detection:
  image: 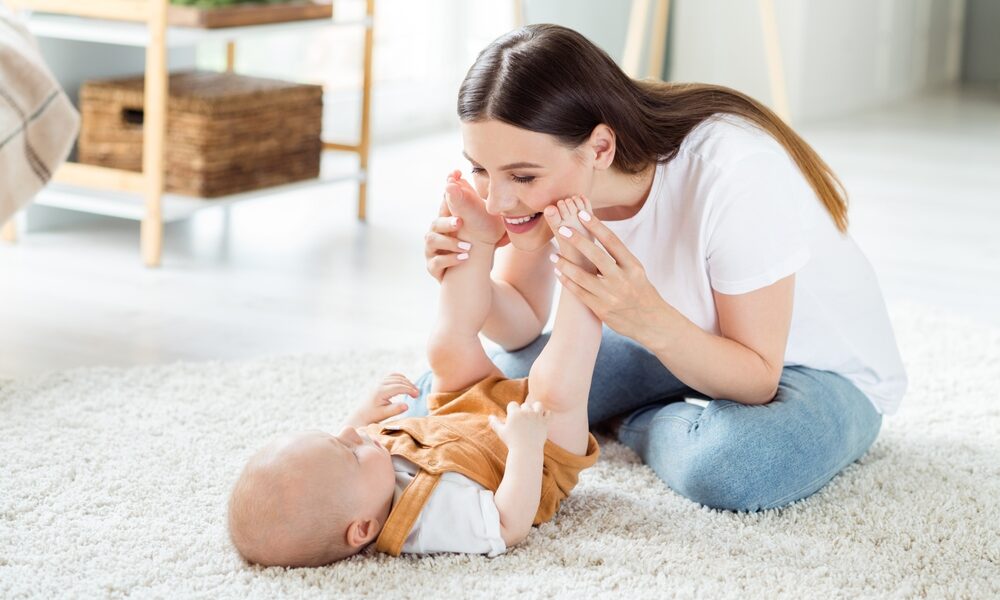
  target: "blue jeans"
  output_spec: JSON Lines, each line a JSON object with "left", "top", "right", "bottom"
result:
{"left": 406, "top": 326, "right": 883, "bottom": 512}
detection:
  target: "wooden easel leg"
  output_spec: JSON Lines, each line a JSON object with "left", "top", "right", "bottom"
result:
{"left": 513, "top": 0, "right": 524, "bottom": 28}
{"left": 225, "top": 41, "right": 236, "bottom": 72}
{"left": 758, "top": 0, "right": 792, "bottom": 123}
{"left": 357, "top": 0, "right": 375, "bottom": 222}
{"left": 142, "top": 0, "right": 168, "bottom": 268}
{"left": 622, "top": 0, "right": 651, "bottom": 78}
{"left": 1, "top": 219, "right": 16, "bottom": 243}
{"left": 646, "top": 0, "right": 670, "bottom": 80}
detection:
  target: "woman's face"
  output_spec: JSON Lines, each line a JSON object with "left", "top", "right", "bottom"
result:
{"left": 461, "top": 119, "right": 594, "bottom": 251}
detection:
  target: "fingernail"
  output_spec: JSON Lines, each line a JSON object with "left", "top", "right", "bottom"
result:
{"left": 544, "top": 206, "right": 557, "bottom": 216}
{"left": 457, "top": 252, "right": 469, "bottom": 261}
{"left": 579, "top": 210, "right": 591, "bottom": 222}
{"left": 558, "top": 226, "right": 572, "bottom": 238}
{"left": 554, "top": 268, "right": 563, "bottom": 277}
{"left": 548, "top": 253, "right": 558, "bottom": 263}
{"left": 457, "top": 241, "right": 472, "bottom": 250}
{"left": 449, "top": 217, "right": 459, "bottom": 227}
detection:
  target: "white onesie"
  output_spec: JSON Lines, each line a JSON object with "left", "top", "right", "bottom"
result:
{"left": 392, "top": 456, "right": 506, "bottom": 557}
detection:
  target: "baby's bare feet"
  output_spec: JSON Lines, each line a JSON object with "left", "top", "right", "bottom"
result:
{"left": 445, "top": 179, "right": 505, "bottom": 245}
{"left": 544, "top": 196, "right": 597, "bottom": 273}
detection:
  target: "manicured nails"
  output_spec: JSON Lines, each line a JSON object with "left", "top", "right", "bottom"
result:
{"left": 579, "top": 210, "right": 592, "bottom": 222}
{"left": 549, "top": 253, "right": 558, "bottom": 264}
{"left": 558, "top": 226, "right": 572, "bottom": 238}
{"left": 554, "top": 268, "right": 563, "bottom": 277}
{"left": 449, "top": 216, "right": 459, "bottom": 228}
{"left": 457, "top": 252, "right": 469, "bottom": 261}
{"left": 457, "top": 241, "right": 472, "bottom": 251}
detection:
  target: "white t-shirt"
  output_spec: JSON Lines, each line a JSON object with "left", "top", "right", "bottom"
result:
{"left": 602, "top": 114, "right": 907, "bottom": 415}
{"left": 392, "top": 456, "right": 506, "bottom": 557}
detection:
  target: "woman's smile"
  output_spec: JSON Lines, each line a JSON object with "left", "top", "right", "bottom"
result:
{"left": 503, "top": 211, "right": 544, "bottom": 233}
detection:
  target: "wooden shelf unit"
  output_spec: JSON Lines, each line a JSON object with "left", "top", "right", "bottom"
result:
{"left": 4, "top": 0, "right": 375, "bottom": 267}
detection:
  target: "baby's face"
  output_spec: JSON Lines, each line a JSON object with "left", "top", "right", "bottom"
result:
{"left": 287, "top": 428, "right": 397, "bottom": 515}
{"left": 229, "top": 427, "right": 397, "bottom": 566}
{"left": 323, "top": 427, "right": 397, "bottom": 508}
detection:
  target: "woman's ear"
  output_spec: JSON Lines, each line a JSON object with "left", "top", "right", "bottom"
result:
{"left": 588, "top": 124, "right": 616, "bottom": 170}
{"left": 345, "top": 518, "right": 380, "bottom": 549}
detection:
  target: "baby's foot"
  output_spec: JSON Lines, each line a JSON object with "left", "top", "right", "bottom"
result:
{"left": 445, "top": 176, "right": 505, "bottom": 245}
{"left": 544, "top": 195, "right": 597, "bottom": 273}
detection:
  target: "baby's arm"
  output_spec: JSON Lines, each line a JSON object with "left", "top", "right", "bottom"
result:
{"left": 488, "top": 400, "right": 549, "bottom": 547}
{"left": 527, "top": 197, "right": 603, "bottom": 456}
{"left": 426, "top": 177, "right": 507, "bottom": 394}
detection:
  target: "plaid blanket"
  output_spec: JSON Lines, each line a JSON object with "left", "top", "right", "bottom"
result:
{"left": 0, "top": 2, "right": 79, "bottom": 223}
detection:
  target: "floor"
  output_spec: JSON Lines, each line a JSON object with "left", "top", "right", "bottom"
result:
{"left": 1, "top": 85, "right": 998, "bottom": 378}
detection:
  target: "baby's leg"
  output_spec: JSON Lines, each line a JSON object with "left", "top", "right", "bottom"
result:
{"left": 427, "top": 179, "right": 505, "bottom": 394}
{"left": 527, "top": 197, "right": 602, "bottom": 455}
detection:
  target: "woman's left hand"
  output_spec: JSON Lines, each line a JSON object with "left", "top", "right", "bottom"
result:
{"left": 550, "top": 206, "right": 675, "bottom": 344}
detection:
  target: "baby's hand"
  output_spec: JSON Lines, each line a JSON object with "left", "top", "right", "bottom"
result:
{"left": 488, "top": 401, "right": 549, "bottom": 451}
{"left": 544, "top": 195, "right": 598, "bottom": 274}
{"left": 347, "top": 373, "right": 416, "bottom": 426}
{"left": 445, "top": 174, "right": 505, "bottom": 245}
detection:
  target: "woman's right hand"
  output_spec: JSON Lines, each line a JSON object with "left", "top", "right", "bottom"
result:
{"left": 425, "top": 198, "right": 469, "bottom": 283}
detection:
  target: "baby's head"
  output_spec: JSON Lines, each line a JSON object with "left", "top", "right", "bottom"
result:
{"left": 227, "top": 427, "right": 396, "bottom": 567}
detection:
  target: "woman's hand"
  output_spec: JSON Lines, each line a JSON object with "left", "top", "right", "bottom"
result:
{"left": 424, "top": 170, "right": 510, "bottom": 283}
{"left": 547, "top": 198, "right": 676, "bottom": 346}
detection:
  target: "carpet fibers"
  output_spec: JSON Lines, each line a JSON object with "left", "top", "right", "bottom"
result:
{"left": 1, "top": 302, "right": 998, "bottom": 599}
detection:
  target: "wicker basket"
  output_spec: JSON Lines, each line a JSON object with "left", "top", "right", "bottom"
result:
{"left": 78, "top": 71, "right": 323, "bottom": 198}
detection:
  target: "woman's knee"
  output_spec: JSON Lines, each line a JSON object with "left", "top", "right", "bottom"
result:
{"left": 652, "top": 418, "right": 773, "bottom": 511}
{"left": 665, "top": 443, "right": 772, "bottom": 511}
{"left": 644, "top": 386, "right": 882, "bottom": 512}
{"left": 641, "top": 400, "right": 818, "bottom": 511}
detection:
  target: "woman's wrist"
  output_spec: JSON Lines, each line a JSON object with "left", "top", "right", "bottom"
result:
{"left": 631, "top": 295, "right": 687, "bottom": 356}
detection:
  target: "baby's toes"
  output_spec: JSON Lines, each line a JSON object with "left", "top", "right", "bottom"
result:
{"left": 556, "top": 198, "right": 571, "bottom": 222}
{"left": 543, "top": 205, "right": 562, "bottom": 231}
{"left": 444, "top": 182, "right": 462, "bottom": 207}
{"left": 445, "top": 182, "right": 479, "bottom": 219}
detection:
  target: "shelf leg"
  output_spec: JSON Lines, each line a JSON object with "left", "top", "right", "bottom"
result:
{"left": 622, "top": 0, "right": 650, "bottom": 78}
{"left": 142, "top": 0, "right": 168, "bottom": 267}
{"left": 226, "top": 41, "right": 236, "bottom": 72}
{"left": 647, "top": 0, "right": 670, "bottom": 80}
{"left": 1, "top": 219, "right": 16, "bottom": 243}
{"left": 357, "top": 0, "right": 375, "bottom": 222}
{"left": 758, "top": 0, "right": 792, "bottom": 123}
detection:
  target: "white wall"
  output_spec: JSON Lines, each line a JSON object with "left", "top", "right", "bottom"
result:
{"left": 668, "top": 0, "right": 967, "bottom": 124}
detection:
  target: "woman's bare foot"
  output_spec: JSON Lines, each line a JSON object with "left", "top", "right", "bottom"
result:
{"left": 544, "top": 195, "right": 597, "bottom": 273}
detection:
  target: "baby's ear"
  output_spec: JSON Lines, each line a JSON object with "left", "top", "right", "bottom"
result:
{"left": 345, "top": 518, "right": 380, "bottom": 549}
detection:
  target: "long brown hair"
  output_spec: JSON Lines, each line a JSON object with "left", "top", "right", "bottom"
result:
{"left": 458, "top": 24, "right": 849, "bottom": 233}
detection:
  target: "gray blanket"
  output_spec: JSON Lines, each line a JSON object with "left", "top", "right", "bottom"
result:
{"left": 0, "top": 2, "right": 79, "bottom": 223}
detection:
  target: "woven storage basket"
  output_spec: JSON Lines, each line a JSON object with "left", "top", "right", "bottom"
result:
{"left": 78, "top": 71, "right": 323, "bottom": 198}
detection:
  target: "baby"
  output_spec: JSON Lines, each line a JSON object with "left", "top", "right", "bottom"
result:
{"left": 227, "top": 180, "right": 603, "bottom": 567}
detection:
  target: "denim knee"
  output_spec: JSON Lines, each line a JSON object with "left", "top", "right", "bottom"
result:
{"left": 667, "top": 446, "right": 765, "bottom": 512}
{"left": 659, "top": 425, "right": 769, "bottom": 512}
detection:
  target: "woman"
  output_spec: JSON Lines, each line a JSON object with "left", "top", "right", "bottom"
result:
{"left": 412, "top": 24, "right": 907, "bottom": 512}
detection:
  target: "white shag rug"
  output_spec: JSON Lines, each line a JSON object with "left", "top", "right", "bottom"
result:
{"left": 1, "top": 302, "right": 998, "bottom": 599}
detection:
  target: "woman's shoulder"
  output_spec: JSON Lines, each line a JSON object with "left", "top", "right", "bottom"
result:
{"left": 677, "top": 113, "right": 786, "bottom": 171}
